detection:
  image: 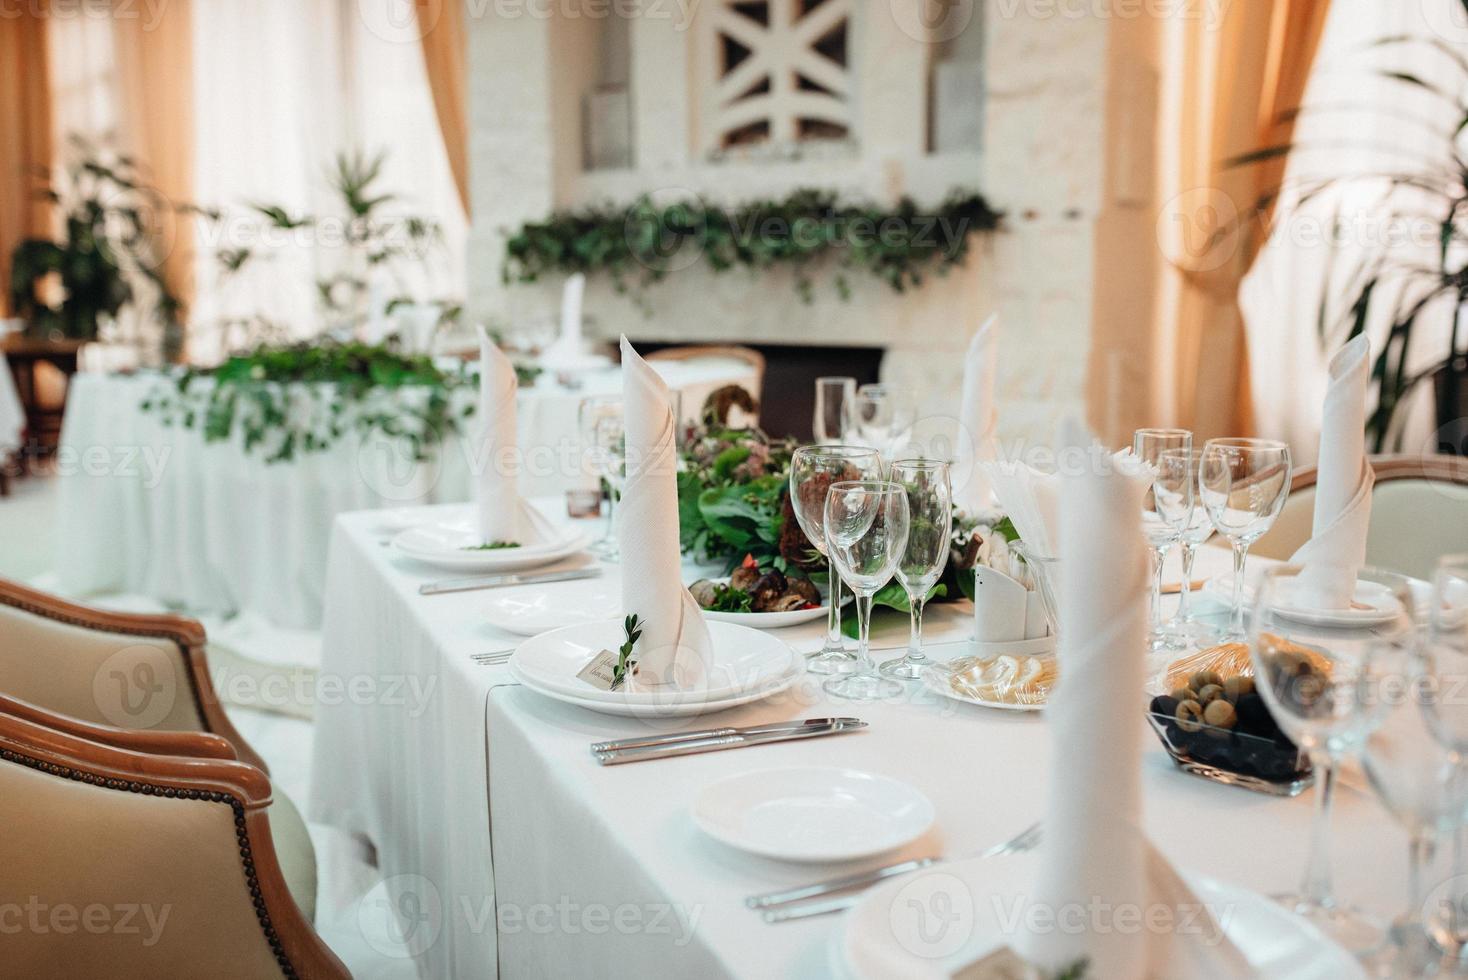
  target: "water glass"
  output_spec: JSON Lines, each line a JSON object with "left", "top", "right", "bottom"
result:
{"left": 844, "top": 383, "right": 914, "bottom": 463}
{"left": 813, "top": 377, "right": 857, "bottom": 444}
{"left": 880, "top": 459, "right": 952, "bottom": 681}
{"left": 1200, "top": 438, "right": 1292, "bottom": 641}
{"left": 1134, "top": 429, "right": 1193, "bottom": 651}
{"left": 823, "top": 481, "right": 910, "bottom": 702}
{"left": 578, "top": 395, "right": 624, "bottom": 559}
{"left": 789, "top": 446, "right": 883, "bottom": 674}
{"left": 1251, "top": 564, "right": 1415, "bottom": 954}
{"left": 1162, "top": 449, "right": 1216, "bottom": 643}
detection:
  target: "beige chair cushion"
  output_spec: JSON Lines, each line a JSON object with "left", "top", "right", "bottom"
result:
{"left": 0, "top": 604, "right": 205, "bottom": 733}
{"left": 0, "top": 758, "right": 287, "bottom": 979}
{"left": 1251, "top": 478, "right": 1468, "bottom": 580}
{"left": 270, "top": 788, "right": 318, "bottom": 924}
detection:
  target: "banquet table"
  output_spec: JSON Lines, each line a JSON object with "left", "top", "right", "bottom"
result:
{"left": 311, "top": 501, "right": 1411, "bottom": 980}
{"left": 50, "top": 355, "right": 754, "bottom": 628}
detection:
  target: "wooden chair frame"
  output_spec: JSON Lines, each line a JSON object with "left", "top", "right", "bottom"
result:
{"left": 0, "top": 578, "right": 266, "bottom": 773}
{"left": 1289, "top": 452, "right": 1468, "bottom": 492}
{"left": 0, "top": 700, "right": 349, "bottom": 980}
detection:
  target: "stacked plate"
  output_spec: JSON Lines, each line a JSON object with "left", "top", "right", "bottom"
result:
{"left": 392, "top": 507, "right": 590, "bottom": 573}
{"left": 510, "top": 619, "right": 804, "bottom": 717}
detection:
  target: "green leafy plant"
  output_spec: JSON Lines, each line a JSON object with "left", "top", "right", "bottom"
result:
{"left": 700, "top": 582, "right": 757, "bottom": 613}
{"left": 1234, "top": 18, "right": 1468, "bottom": 451}
{"left": 461, "top": 541, "right": 519, "bottom": 551}
{"left": 9, "top": 135, "right": 190, "bottom": 352}
{"left": 140, "top": 338, "right": 475, "bottom": 463}
{"left": 503, "top": 187, "right": 1002, "bottom": 312}
{"left": 612, "top": 614, "right": 644, "bottom": 690}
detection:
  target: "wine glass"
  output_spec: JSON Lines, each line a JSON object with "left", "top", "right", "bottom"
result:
{"left": 813, "top": 377, "right": 857, "bottom": 444}
{"left": 790, "top": 446, "right": 884, "bottom": 674}
{"left": 1162, "top": 449, "right": 1216, "bottom": 644}
{"left": 823, "top": 481, "right": 910, "bottom": 702}
{"left": 1200, "top": 438, "right": 1292, "bottom": 641}
{"left": 880, "top": 459, "right": 952, "bottom": 681}
{"left": 578, "top": 395, "right": 623, "bottom": 559}
{"left": 844, "top": 383, "right": 914, "bottom": 462}
{"left": 1134, "top": 429, "right": 1193, "bottom": 652}
{"left": 1251, "top": 563, "right": 1415, "bottom": 953}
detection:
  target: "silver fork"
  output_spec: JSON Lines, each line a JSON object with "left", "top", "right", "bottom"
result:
{"left": 753, "top": 821, "right": 1042, "bottom": 924}
{"left": 471, "top": 649, "right": 515, "bottom": 666}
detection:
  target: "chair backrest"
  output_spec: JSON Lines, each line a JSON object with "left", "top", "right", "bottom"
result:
{"left": 1249, "top": 454, "right": 1468, "bottom": 580}
{"left": 644, "top": 344, "right": 765, "bottom": 427}
{"left": 0, "top": 702, "right": 348, "bottom": 979}
{"left": 0, "top": 578, "right": 264, "bottom": 772}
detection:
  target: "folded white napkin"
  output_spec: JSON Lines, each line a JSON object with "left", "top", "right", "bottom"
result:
{"left": 474, "top": 327, "right": 541, "bottom": 546}
{"left": 982, "top": 459, "right": 1060, "bottom": 559}
{"left": 1290, "top": 333, "right": 1375, "bottom": 610}
{"left": 619, "top": 338, "right": 712, "bottom": 690}
{"left": 954, "top": 314, "right": 999, "bottom": 515}
{"left": 1019, "top": 419, "right": 1251, "bottom": 979}
{"left": 542, "top": 273, "right": 586, "bottom": 367}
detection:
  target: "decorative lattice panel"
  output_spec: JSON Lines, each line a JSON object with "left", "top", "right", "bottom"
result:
{"left": 701, "top": 0, "right": 853, "bottom": 152}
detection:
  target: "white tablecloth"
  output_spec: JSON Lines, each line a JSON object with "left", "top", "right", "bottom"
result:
{"left": 51, "top": 357, "right": 754, "bottom": 627}
{"left": 311, "top": 504, "right": 1408, "bottom": 979}
{"left": 0, "top": 358, "right": 22, "bottom": 453}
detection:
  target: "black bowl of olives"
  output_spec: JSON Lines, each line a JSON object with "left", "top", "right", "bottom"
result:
{"left": 1147, "top": 669, "right": 1311, "bottom": 796}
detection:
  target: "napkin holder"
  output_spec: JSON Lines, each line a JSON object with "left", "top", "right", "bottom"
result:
{"left": 972, "top": 566, "right": 1051, "bottom": 644}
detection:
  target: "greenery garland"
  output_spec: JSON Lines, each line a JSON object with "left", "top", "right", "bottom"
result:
{"left": 503, "top": 187, "right": 1002, "bottom": 309}
{"left": 140, "top": 339, "right": 480, "bottom": 464}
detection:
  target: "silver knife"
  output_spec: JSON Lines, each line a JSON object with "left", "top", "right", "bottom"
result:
{"left": 419, "top": 567, "right": 601, "bottom": 596}
{"left": 593, "top": 720, "right": 867, "bottom": 765}
{"left": 591, "top": 718, "right": 861, "bottom": 754}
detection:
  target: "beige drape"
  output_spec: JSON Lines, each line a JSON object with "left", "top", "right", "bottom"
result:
{"left": 0, "top": 5, "right": 53, "bottom": 318}
{"left": 1091, "top": 1, "right": 1330, "bottom": 442}
{"left": 112, "top": 0, "right": 195, "bottom": 329}
{"left": 419, "top": 0, "right": 469, "bottom": 215}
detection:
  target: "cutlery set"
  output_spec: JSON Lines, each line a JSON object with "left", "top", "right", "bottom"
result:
{"left": 420, "top": 568, "right": 602, "bottom": 596}
{"left": 590, "top": 718, "right": 866, "bottom": 766}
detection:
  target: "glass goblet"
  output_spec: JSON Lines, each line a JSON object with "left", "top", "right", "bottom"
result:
{"left": 1163, "top": 449, "right": 1216, "bottom": 644}
{"left": 880, "top": 459, "right": 953, "bottom": 681}
{"left": 844, "top": 383, "right": 914, "bottom": 463}
{"left": 1251, "top": 564, "right": 1414, "bottom": 954}
{"left": 823, "top": 481, "right": 910, "bottom": 702}
{"left": 1201, "top": 437, "right": 1292, "bottom": 642}
{"left": 789, "top": 446, "right": 883, "bottom": 674}
{"left": 1134, "top": 429, "right": 1193, "bottom": 652}
{"left": 578, "top": 395, "right": 623, "bottom": 558}
{"left": 813, "top": 377, "right": 857, "bottom": 445}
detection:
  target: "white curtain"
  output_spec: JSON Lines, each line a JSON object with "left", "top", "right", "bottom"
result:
{"left": 1241, "top": 0, "right": 1466, "bottom": 462}
{"left": 189, "top": 0, "right": 468, "bottom": 363}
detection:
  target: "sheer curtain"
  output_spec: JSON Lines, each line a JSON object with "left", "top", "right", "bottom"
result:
{"left": 189, "top": 0, "right": 467, "bottom": 363}
{"left": 1240, "top": 0, "right": 1465, "bottom": 461}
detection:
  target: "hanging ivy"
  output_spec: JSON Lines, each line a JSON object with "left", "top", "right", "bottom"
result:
{"left": 503, "top": 187, "right": 1002, "bottom": 309}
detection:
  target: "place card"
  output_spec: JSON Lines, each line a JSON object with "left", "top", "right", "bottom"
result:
{"left": 576, "top": 649, "right": 621, "bottom": 691}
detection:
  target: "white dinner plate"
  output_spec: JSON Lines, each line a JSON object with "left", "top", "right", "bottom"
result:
{"left": 1202, "top": 573, "right": 1424, "bottom": 627}
{"left": 511, "top": 618, "right": 801, "bottom": 707}
{"left": 692, "top": 767, "right": 934, "bottom": 864}
{"left": 484, "top": 586, "right": 617, "bottom": 636}
{"left": 695, "top": 578, "right": 841, "bottom": 629}
{"left": 391, "top": 508, "right": 589, "bottom": 572}
{"left": 835, "top": 850, "right": 1363, "bottom": 980}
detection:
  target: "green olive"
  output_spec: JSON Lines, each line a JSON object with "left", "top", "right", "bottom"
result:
{"left": 1197, "top": 684, "right": 1225, "bottom": 706}
{"left": 1176, "top": 700, "right": 1205, "bottom": 733}
{"left": 1190, "top": 670, "right": 1223, "bottom": 692}
{"left": 1169, "top": 685, "right": 1197, "bottom": 703}
{"left": 1223, "top": 675, "right": 1254, "bottom": 701}
{"left": 1203, "top": 699, "right": 1237, "bottom": 732}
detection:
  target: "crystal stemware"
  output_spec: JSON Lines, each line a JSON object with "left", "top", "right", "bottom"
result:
{"left": 813, "top": 377, "right": 857, "bottom": 445}
{"left": 1134, "top": 429, "right": 1193, "bottom": 652}
{"left": 823, "top": 481, "right": 910, "bottom": 702}
{"left": 1162, "top": 449, "right": 1216, "bottom": 644}
{"left": 844, "top": 383, "right": 914, "bottom": 463}
{"left": 578, "top": 395, "right": 624, "bottom": 560}
{"left": 1251, "top": 564, "right": 1414, "bottom": 954}
{"left": 790, "top": 446, "right": 883, "bottom": 674}
{"left": 880, "top": 459, "right": 952, "bottom": 681}
{"left": 1200, "top": 437, "right": 1292, "bottom": 642}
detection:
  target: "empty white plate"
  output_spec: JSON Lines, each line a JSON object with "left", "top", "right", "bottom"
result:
{"left": 1203, "top": 573, "right": 1424, "bottom": 627}
{"left": 692, "top": 767, "right": 935, "bottom": 863}
{"left": 392, "top": 508, "right": 589, "bottom": 572}
{"left": 511, "top": 618, "right": 798, "bottom": 705}
{"left": 485, "top": 586, "right": 617, "bottom": 635}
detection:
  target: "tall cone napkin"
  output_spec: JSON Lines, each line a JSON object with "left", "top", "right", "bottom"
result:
{"left": 619, "top": 338, "right": 712, "bottom": 690}
{"left": 474, "top": 327, "right": 547, "bottom": 546}
{"left": 954, "top": 313, "right": 999, "bottom": 514}
{"left": 543, "top": 273, "right": 586, "bottom": 368}
{"left": 1019, "top": 420, "right": 1251, "bottom": 979}
{"left": 1290, "top": 333, "right": 1375, "bottom": 609}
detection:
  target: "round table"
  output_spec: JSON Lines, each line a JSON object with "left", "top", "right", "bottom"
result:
{"left": 52, "top": 356, "right": 756, "bottom": 627}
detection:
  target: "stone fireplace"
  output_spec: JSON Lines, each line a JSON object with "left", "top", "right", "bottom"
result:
{"left": 467, "top": 1, "right": 1143, "bottom": 447}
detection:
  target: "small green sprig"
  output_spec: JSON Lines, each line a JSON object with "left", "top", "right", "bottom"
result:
{"left": 460, "top": 540, "right": 519, "bottom": 551}
{"left": 612, "top": 614, "right": 643, "bottom": 690}
{"left": 1054, "top": 958, "right": 1089, "bottom": 980}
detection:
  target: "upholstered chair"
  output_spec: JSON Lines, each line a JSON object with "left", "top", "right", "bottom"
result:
{"left": 1249, "top": 454, "right": 1468, "bottom": 580}
{"left": 0, "top": 698, "right": 348, "bottom": 979}
{"left": 0, "top": 579, "right": 317, "bottom": 922}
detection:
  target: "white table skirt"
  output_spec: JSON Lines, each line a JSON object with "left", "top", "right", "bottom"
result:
{"left": 310, "top": 504, "right": 1409, "bottom": 979}
{"left": 51, "top": 356, "right": 753, "bottom": 628}
{"left": 0, "top": 358, "right": 22, "bottom": 453}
